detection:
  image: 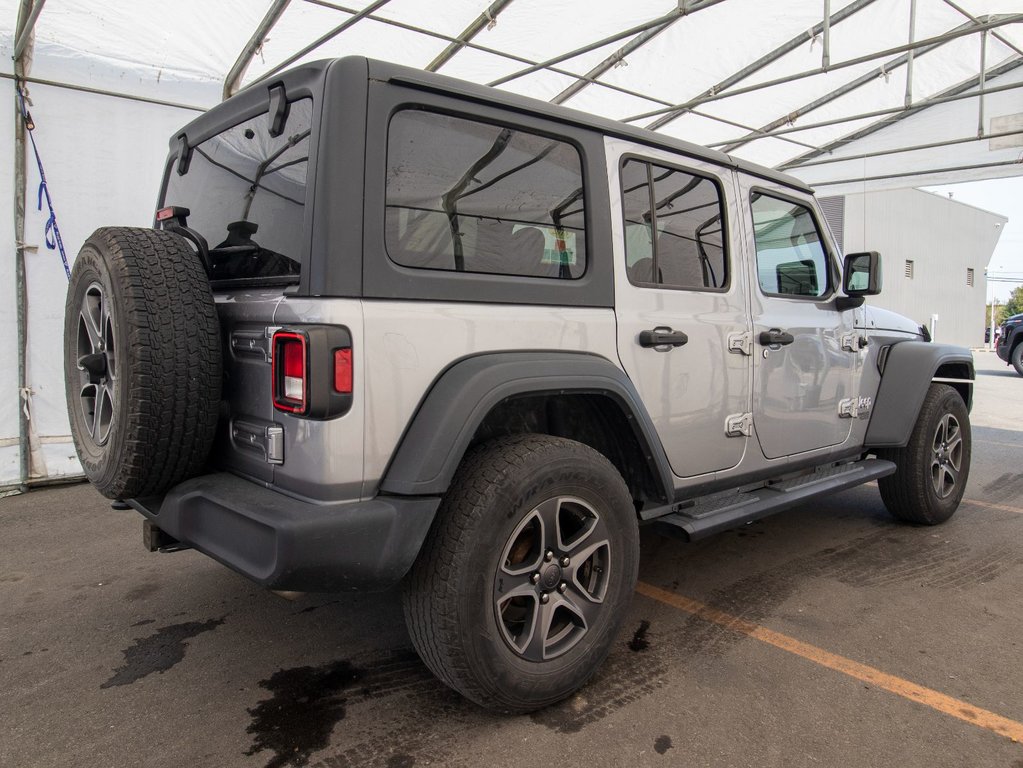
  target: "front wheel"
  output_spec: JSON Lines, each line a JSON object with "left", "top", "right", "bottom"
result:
{"left": 877, "top": 383, "right": 971, "bottom": 525}
{"left": 1011, "top": 343, "right": 1023, "bottom": 377}
{"left": 403, "top": 434, "right": 639, "bottom": 713}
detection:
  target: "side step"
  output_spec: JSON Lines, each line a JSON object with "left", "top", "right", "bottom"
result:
{"left": 652, "top": 458, "right": 895, "bottom": 541}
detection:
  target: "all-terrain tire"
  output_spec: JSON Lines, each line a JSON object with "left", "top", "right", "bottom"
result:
{"left": 877, "top": 383, "right": 970, "bottom": 525}
{"left": 403, "top": 434, "right": 639, "bottom": 714}
{"left": 64, "top": 227, "right": 221, "bottom": 499}
{"left": 1011, "top": 342, "right": 1023, "bottom": 377}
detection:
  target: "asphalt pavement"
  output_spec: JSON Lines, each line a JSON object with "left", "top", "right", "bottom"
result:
{"left": 2, "top": 350, "right": 1022, "bottom": 768}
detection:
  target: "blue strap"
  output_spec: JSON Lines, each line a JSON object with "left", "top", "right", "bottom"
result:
{"left": 17, "top": 82, "right": 70, "bottom": 280}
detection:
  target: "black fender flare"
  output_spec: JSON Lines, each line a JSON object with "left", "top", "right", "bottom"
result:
{"left": 864, "top": 341, "right": 974, "bottom": 448}
{"left": 379, "top": 351, "right": 674, "bottom": 502}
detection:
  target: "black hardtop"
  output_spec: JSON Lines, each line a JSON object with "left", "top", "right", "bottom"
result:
{"left": 171, "top": 56, "right": 812, "bottom": 195}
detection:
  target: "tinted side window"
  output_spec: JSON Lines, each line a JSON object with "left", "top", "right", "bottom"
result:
{"left": 385, "top": 110, "right": 586, "bottom": 279}
{"left": 621, "top": 158, "right": 727, "bottom": 290}
{"left": 163, "top": 99, "right": 312, "bottom": 283}
{"left": 751, "top": 193, "right": 829, "bottom": 298}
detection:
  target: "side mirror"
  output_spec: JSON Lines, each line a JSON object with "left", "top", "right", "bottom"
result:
{"left": 843, "top": 251, "right": 882, "bottom": 296}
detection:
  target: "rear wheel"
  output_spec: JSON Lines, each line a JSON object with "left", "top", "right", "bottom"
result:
{"left": 64, "top": 227, "right": 221, "bottom": 499}
{"left": 877, "top": 384, "right": 971, "bottom": 525}
{"left": 403, "top": 434, "right": 639, "bottom": 713}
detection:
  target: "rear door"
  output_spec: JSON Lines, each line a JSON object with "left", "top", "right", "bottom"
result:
{"left": 608, "top": 139, "right": 752, "bottom": 479}
{"left": 734, "top": 177, "right": 858, "bottom": 459}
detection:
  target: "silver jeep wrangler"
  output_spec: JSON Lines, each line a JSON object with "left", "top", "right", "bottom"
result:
{"left": 64, "top": 57, "right": 974, "bottom": 714}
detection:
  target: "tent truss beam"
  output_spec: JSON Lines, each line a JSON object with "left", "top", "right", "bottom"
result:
{"left": 644, "top": 0, "right": 879, "bottom": 131}
{"left": 777, "top": 55, "right": 1023, "bottom": 170}
{"left": 488, "top": 0, "right": 727, "bottom": 88}
{"left": 776, "top": 128, "right": 1023, "bottom": 170}
{"left": 425, "top": 0, "right": 516, "bottom": 72}
{"left": 626, "top": 12, "right": 1023, "bottom": 124}
{"left": 551, "top": 0, "right": 720, "bottom": 105}
{"left": 224, "top": 0, "right": 293, "bottom": 100}
{"left": 809, "top": 158, "right": 1023, "bottom": 187}
{"left": 718, "top": 18, "right": 984, "bottom": 154}
{"left": 300, "top": 0, "right": 814, "bottom": 151}
{"left": 249, "top": 0, "right": 392, "bottom": 89}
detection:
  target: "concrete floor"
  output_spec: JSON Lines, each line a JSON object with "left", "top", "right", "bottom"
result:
{"left": 2, "top": 351, "right": 1022, "bottom": 768}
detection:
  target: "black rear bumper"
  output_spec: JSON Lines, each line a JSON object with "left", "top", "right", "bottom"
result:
{"left": 130, "top": 473, "right": 440, "bottom": 592}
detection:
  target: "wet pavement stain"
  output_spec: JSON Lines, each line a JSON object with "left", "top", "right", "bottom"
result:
{"left": 385, "top": 756, "right": 415, "bottom": 768}
{"left": 130, "top": 618, "right": 155, "bottom": 627}
{"left": 628, "top": 620, "right": 651, "bottom": 652}
{"left": 246, "top": 660, "right": 363, "bottom": 768}
{"left": 654, "top": 735, "right": 673, "bottom": 755}
{"left": 125, "top": 582, "right": 161, "bottom": 601}
{"left": 100, "top": 617, "right": 224, "bottom": 688}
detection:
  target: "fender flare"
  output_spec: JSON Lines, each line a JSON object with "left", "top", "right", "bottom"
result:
{"left": 379, "top": 351, "right": 674, "bottom": 502}
{"left": 864, "top": 341, "right": 974, "bottom": 448}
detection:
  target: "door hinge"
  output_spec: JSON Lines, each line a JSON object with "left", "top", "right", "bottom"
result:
{"left": 727, "top": 331, "right": 752, "bottom": 356}
{"left": 725, "top": 412, "right": 752, "bottom": 437}
{"left": 841, "top": 332, "right": 861, "bottom": 353}
{"left": 838, "top": 397, "right": 859, "bottom": 419}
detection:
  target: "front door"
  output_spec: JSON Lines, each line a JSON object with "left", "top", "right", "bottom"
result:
{"left": 609, "top": 139, "right": 752, "bottom": 479}
{"left": 735, "top": 178, "right": 858, "bottom": 459}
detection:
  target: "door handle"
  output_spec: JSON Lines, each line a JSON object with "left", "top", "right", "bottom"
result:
{"left": 759, "top": 329, "right": 794, "bottom": 347}
{"left": 639, "top": 327, "right": 689, "bottom": 348}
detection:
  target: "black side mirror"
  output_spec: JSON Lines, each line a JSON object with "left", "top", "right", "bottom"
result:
{"left": 843, "top": 251, "right": 882, "bottom": 296}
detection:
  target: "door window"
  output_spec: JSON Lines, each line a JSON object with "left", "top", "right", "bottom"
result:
{"left": 620, "top": 159, "right": 727, "bottom": 290}
{"left": 750, "top": 193, "right": 830, "bottom": 298}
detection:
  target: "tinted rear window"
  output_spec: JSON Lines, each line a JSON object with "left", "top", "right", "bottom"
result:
{"left": 385, "top": 109, "right": 587, "bottom": 279}
{"left": 162, "top": 98, "right": 312, "bottom": 283}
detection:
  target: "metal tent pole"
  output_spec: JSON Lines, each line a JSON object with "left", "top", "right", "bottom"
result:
{"left": 224, "top": 0, "right": 293, "bottom": 100}
{"left": 248, "top": 0, "right": 392, "bottom": 88}
{"left": 777, "top": 57, "right": 1023, "bottom": 169}
{"left": 13, "top": 0, "right": 37, "bottom": 491}
{"left": 643, "top": 0, "right": 879, "bottom": 131}
{"left": 426, "top": 0, "right": 516, "bottom": 72}
{"left": 805, "top": 159, "right": 1023, "bottom": 187}
{"left": 488, "top": 0, "right": 728, "bottom": 88}
{"left": 625, "top": 13, "right": 1023, "bottom": 123}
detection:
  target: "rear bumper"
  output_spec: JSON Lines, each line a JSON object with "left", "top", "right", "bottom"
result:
{"left": 130, "top": 473, "right": 440, "bottom": 592}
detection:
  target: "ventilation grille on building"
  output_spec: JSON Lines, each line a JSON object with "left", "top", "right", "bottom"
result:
{"left": 967, "top": 268, "right": 975, "bottom": 287}
{"left": 905, "top": 260, "right": 915, "bottom": 279}
{"left": 818, "top": 195, "right": 846, "bottom": 251}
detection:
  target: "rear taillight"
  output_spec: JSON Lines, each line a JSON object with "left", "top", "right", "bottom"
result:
{"left": 272, "top": 332, "right": 307, "bottom": 413}
{"left": 272, "top": 327, "right": 354, "bottom": 418}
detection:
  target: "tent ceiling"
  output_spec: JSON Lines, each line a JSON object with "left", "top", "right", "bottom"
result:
{"left": 5, "top": 0, "right": 1023, "bottom": 187}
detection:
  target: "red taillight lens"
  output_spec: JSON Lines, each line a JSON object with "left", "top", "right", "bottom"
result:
{"left": 273, "top": 332, "right": 307, "bottom": 413}
{"left": 333, "top": 348, "right": 352, "bottom": 394}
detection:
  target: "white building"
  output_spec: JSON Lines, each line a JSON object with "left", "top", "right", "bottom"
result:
{"left": 821, "top": 188, "right": 1006, "bottom": 348}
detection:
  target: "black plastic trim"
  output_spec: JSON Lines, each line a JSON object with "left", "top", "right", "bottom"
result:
{"left": 379, "top": 351, "right": 673, "bottom": 502}
{"left": 130, "top": 473, "right": 440, "bottom": 592}
{"left": 864, "top": 341, "right": 974, "bottom": 448}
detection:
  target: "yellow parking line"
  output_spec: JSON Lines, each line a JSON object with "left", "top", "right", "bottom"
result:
{"left": 635, "top": 581, "right": 1023, "bottom": 743}
{"left": 964, "top": 498, "right": 1023, "bottom": 515}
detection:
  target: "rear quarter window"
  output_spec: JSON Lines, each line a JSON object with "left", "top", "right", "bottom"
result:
{"left": 385, "top": 109, "right": 587, "bottom": 280}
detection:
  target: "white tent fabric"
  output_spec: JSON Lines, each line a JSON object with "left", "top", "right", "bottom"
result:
{"left": 2, "top": 0, "right": 1021, "bottom": 487}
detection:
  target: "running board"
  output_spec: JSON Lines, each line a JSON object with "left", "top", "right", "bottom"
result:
{"left": 651, "top": 458, "right": 896, "bottom": 541}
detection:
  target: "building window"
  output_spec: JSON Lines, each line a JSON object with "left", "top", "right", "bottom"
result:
{"left": 905, "top": 259, "right": 914, "bottom": 279}
{"left": 967, "top": 268, "right": 975, "bottom": 287}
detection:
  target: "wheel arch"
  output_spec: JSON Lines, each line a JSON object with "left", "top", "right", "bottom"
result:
{"left": 865, "top": 341, "right": 974, "bottom": 449}
{"left": 378, "top": 352, "right": 674, "bottom": 511}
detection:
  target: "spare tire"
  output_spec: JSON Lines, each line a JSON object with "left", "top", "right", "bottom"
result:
{"left": 64, "top": 227, "right": 221, "bottom": 499}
